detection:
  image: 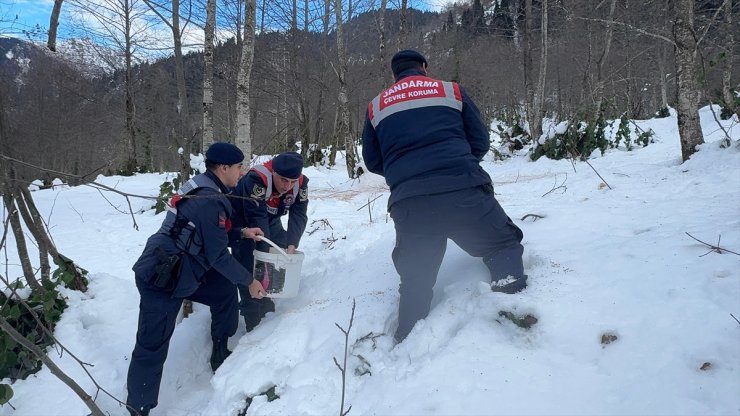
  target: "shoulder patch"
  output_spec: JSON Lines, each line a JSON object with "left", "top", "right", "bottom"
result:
{"left": 299, "top": 187, "right": 308, "bottom": 202}
{"left": 250, "top": 184, "right": 266, "bottom": 200}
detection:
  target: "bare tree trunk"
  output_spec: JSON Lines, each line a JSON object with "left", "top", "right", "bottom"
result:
{"left": 170, "top": 0, "right": 192, "bottom": 178}
{"left": 375, "top": 0, "right": 389, "bottom": 73}
{"left": 47, "top": 0, "right": 64, "bottom": 52}
{"left": 658, "top": 43, "right": 670, "bottom": 109}
{"left": 523, "top": 0, "right": 535, "bottom": 139}
{"left": 203, "top": 0, "right": 216, "bottom": 151}
{"left": 593, "top": 0, "right": 617, "bottom": 118}
{"left": 672, "top": 0, "right": 704, "bottom": 161}
{"left": 14, "top": 191, "right": 52, "bottom": 282}
{"left": 531, "top": 0, "right": 548, "bottom": 141}
{"left": 398, "top": 0, "right": 408, "bottom": 48}
{"left": 2, "top": 192, "right": 43, "bottom": 292}
{"left": 722, "top": 0, "right": 737, "bottom": 118}
{"left": 334, "top": 0, "right": 357, "bottom": 178}
{"left": 124, "top": 0, "right": 138, "bottom": 173}
{"left": 236, "top": 0, "right": 257, "bottom": 158}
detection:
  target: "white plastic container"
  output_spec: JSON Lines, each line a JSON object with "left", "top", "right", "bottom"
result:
{"left": 252, "top": 237, "right": 304, "bottom": 298}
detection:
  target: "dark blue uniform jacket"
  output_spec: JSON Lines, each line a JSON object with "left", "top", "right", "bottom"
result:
{"left": 132, "top": 171, "right": 252, "bottom": 298}
{"left": 231, "top": 160, "right": 309, "bottom": 251}
{"left": 361, "top": 69, "right": 492, "bottom": 208}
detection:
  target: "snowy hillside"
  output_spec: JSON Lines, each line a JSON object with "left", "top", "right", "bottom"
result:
{"left": 1, "top": 106, "right": 739, "bottom": 416}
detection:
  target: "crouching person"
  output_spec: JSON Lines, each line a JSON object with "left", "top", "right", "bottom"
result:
{"left": 126, "top": 142, "right": 266, "bottom": 416}
{"left": 230, "top": 151, "right": 309, "bottom": 331}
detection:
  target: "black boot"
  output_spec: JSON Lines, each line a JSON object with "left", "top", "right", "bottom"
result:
{"left": 243, "top": 297, "right": 275, "bottom": 332}
{"left": 210, "top": 337, "right": 232, "bottom": 372}
{"left": 128, "top": 406, "right": 150, "bottom": 416}
{"left": 490, "top": 274, "right": 528, "bottom": 294}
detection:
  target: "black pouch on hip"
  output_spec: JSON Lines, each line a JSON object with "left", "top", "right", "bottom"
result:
{"left": 153, "top": 247, "right": 182, "bottom": 291}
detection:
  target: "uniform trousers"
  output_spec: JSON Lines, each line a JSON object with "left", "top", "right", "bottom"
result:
{"left": 389, "top": 185, "right": 524, "bottom": 342}
{"left": 126, "top": 269, "right": 238, "bottom": 411}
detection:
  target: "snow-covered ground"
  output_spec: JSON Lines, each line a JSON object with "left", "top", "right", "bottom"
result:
{"left": 1, "top": 106, "right": 739, "bottom": 416}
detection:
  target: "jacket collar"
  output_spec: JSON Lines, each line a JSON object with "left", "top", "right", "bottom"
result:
{"left": 204, "top": 170, "right": 230, "bottom": 194}
{"left": 394, "top": 68, "right": 427, "bottom": 82}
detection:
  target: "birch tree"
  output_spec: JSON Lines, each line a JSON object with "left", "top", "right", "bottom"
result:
{"left": 398, "top": 0, "right": 408, "bottom": 48}
{"left": 202, "top": 0, "right": 216, "bottom": 150}
{"left": 721, "top": 0, "right": 737, "bottom": 118}
{"left": 672, "top": 0, "right": 704, "bottom": 161}
{"left": 333, "top": 0, "right": 357, "bottom": 177}
{"left": 236, "top": 0, "right": 257, "bottom": 158}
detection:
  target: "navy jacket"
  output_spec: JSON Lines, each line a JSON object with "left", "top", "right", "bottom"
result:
{"left": 132, "top": 171, "right": 252, "bottom": 298}
{"left": 361, "top": 69, "right": 492, "bottom": 208}
{"left": 231, "top": 160, "right": 309, "bottom": 251}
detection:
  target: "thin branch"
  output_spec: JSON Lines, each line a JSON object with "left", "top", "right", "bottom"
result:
{"left": 685, "top": 232, "right": 740, "bottom": 256}
{"left": 569, "top": 15, "right": 675, "bottom": 45}
{"left": 707, "top": 102, "right": 732, "bottom": 142}
{"left": 94, "top": 188, "right": 139, "bottom": 231}
{"left": 520, "top": 213, "right": 545, "bottom": 222}
{"left": 731, "top": 313, "right": 740, "bottom": 325}
{"left": 0, "top": 316, "right": 104, "bottom": 416}
{"left": 0, "top": 272, "right": 126, "bottom": 412}
{"left": 696, "top": 0, "right": 729, "bottom": 49}
{"left": 356, "top": 195, "right": 382, "bottom": 211}
{"left": 333, "top": 299, "right": 356, "bottom": 416}
{"left": 542, "top": 174, "right": 567, "bottom": 197}
{"left": 583, "top": 159, "right": 612, "bottom": 190}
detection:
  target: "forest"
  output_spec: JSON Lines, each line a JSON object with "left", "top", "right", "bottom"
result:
{"left": 0, "top": 0, "right": 738, "bottom": 180}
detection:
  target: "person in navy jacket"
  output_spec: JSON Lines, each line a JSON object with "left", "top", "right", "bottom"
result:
{"left": 231, "top": 151, "right": 309, "bottom": 331}
{"left": 126, "top": 142, "right": 265, "bottom": 416}
{"left": 362, "top": 50, "right": 527, "bottom": 343}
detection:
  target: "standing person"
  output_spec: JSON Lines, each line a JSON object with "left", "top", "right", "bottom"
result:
{"left": 231, "top": 151, "right": 309, "bottom": 331}
{"left": 362, "top": 50, "right": 527, "bottom": 344}
{"left": 126, "top": 142, "right": 266, "bottom": 416}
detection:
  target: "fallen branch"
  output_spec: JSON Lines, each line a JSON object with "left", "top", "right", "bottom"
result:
{"left": 583, "top": 159, "right": 612, "bottom": 190}
{"left": 542, "top": 174, "right": 567, "bottom": 197}
{"left": 521, "top": 213, "right": 545, "bottom": 222}
{"left": 0, "top": 272, "right": 131, "bottom": 414}
{"left": 685, "top": 232, "right": 740, "bottom": 256}
{"left": 0, "top": 316, "right": 104, "bottom": 416}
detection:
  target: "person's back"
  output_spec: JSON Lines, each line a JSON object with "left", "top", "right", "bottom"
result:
{"left": 363, "top": 53, "right": 492, "bottom": 208}
{"left": 361, "top": 50, "right": 527, "bottom": 344}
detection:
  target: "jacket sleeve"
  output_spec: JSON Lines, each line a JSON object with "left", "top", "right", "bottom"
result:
{"left": 361, "top": 109, "right": 384, "bottom": 176}
{"left": 459, "top": 86, "right": 490, "bottom": 161}
{"left": 192, "top": 193, "right": 253, "bottom": 287}
{"left": 286, "top": 176, "right": 309, "bottom": 247}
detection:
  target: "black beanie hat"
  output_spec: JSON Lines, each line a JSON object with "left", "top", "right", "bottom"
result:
{"left": 205, "top": 142, "right": 245, "bottom": 165}
{"left": 272, "top": 152, "right": 303, "bottom": 179}
{"left": 391, "top": 49, "right": 427, "bottom": 76}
